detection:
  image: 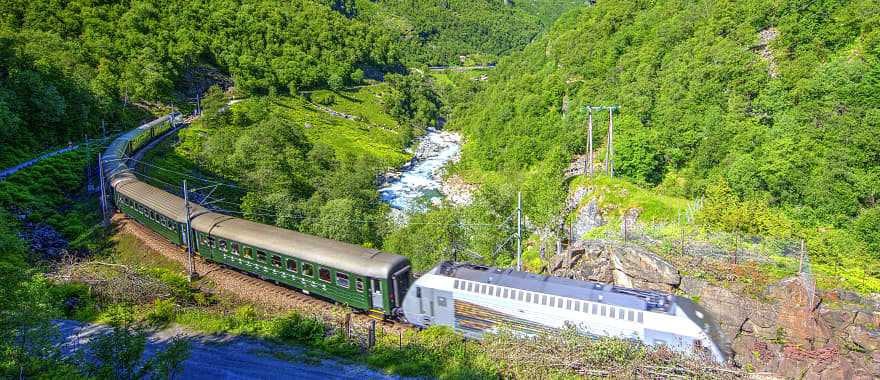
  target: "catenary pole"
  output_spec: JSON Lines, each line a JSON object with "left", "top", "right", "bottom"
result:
{"left": 516, "top": 192, "right": 523, "bottom": 271}
{"left": 588, "top": 107, "right": 594, "bottom": 177}
{"left": 183, "top": 179, "right": 195, "bottom": 282}
{"left": 608, "top": 107, "right": 614, "bottom": 178}
{"left": 98, "top": 153, "right": 108, "bottom": 225}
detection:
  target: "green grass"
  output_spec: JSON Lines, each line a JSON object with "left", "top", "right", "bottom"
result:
{"left": 238, "top": 92, "right": 411, "bottom": 168}
{"left": 569, "top": 175, "right": 690, "bottom": 223}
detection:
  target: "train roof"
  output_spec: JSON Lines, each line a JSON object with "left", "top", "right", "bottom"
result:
{"left": 190, "top": 212, "right": 409, "bottom": 278}
{"left": 104, "top": 113, "right": 410, "bottom": 279}
{"left": 434, "top": 262, "right": 674, "bottom": 313}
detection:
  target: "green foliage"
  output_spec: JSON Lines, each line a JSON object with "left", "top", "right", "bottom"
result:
{"left": 270, "top": 313, "right": 326, "bottom": 345}
{"left": 448, "top": 0, "right": 880, "bottom": 285}
{"left": 81, "top": 325, "right": 190, "bottom": 380}
{"left": 145, "top": 299, "right": 176, "bottom": 326}
{"left": 351, "top": 0, "right": 583, "bottom": 66}
{"left": 384, "top": 72, "right": 442, "bottom": 133}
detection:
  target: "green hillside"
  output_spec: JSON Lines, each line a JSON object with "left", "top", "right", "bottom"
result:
{"left": 351, "top": 0, "right": 584, "bottom": 66}
{"left": 445, "top": 0, "right": 880, "bottom": 290}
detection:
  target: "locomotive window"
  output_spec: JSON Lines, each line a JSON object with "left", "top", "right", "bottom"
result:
{"left": 592, "top": 304, "right": 598, "bottom": 315}
{"left": 567, "top": 300, "right": 572, "bottom": 310}
{"left": 219, "top": 240, "right": 228, "bottom": 252}
{"left": 454, "top": 280, "right": 460, "bottom": 289}
{"left": 628, "top": 310, "right": 634, "bottom": 321}
{"left": 525, "top": 293, "right": 531, "bottom": 303}
{"left": 487, "top": 286, "right": 494, "bottom": 295}
{"left": 271, "top": 255, "right": 281, "bottom": 267}
{"left": 496, "top": 287, "right": 502, "bottom": 297}
{"left": 243, "top": 247, "right": 253, "bottom": 259}
{"left": 256, "top": 250, "right": 266, "bottom": 262}
{"left": 356, "top": 278, "right": 364, "bottom": 292}
{"left": 601, "top": 305, "right": 606, "bottom": 316}
{"left": 637, "top": 312, "right": 644, "bottom": 323}
{"left": 610, "top": 307, "right": 616, "bottom": 318}
{"left": 286, "top": 259, "right": 297, "bottom": 272}
{"left": 319, "top": 268, "right": 331, "bottom": 282}
{"left": 541, "top": 295, "right": 547, "bottom": 305}
{"left": 518, "top": 291, "right": 524, "bottom": 301}
{"left": 574, "top": 301, "right": 580, "bottom": 311}
{"left": 503, "top": 288, "right": 509, "bottom": 298}
{"left": 620, "top": 310, "right": 626, "bottom": 320}
{"left": 483, "top": 285, "right": 489, "bottom": 294}
{"left": 549, "top": 296, "right": 555, "bottom": 307}
{"left": 336, "top": 272, "right": 350, "bottom": 288}
{"left": 302, "top": 264, "right": 314, "bottom": 277}
{"left": 467, "top": 282, "right": 473, "bottom": 292}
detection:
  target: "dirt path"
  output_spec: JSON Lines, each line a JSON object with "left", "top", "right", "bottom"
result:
{"left": 56, "top": 320, "right": 408, "bottom": 380}
{"left": 112, "top": 214, "right": 409, "bottom": 334}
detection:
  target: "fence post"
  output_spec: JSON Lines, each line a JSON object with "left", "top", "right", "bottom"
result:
{"left": 345, "top": 313, "right": 351, "bottom": 341}
{"left": 368, "top": 320, "right": 376, "bottom": 349}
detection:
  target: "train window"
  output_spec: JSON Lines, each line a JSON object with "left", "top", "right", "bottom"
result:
{"left": 548, "top": 296, "right": 554, "bottom": 307}
{"left": 518, "top": 292, "right": 524, "bottom": 301}
{"left": 525, "top": 293, "right": 531, "bottom": 303}
{"left": 541, "top": 295, "right": 547, "bottom": 305}
{"left": 574, "top": 301, "right": 580, "bottom": 311}
{"left": 336, "top": 272, "right": 350, "bottom": 288}
{"left": 567, "top": 300, "right": 572, "bottom": 310}
{"left": 610, "top": 307, "right": 616, "bottom": 318}
{"left": 302, "top": 264, "right": 314, "bottom": 277}
{"left": 256, "top": 250, "right": 266, "bottom": 262}
{"left": 207, "top": 236, "right": 216, "bottom": 248}
{"left": 592, "top": 304, "right": 597, "bottom": 314}
{"left": 496, "top": 287, "right": 502, "bottom": 297}
{"left": 271, "top": 255, "right": 281, "bottom": 268}
{"left": 356, "top": 278, "right": 365, "bottom": 292}
{"left": 601, "top": 305, "right": 606, "bottom": 316}
{"left": 509, "top": 290, "right": 516, "bottom": 299}
{"left": 219, "top": 240, "right": 228, "bottom": 252}
{"left": 243, "top": 247, "right": 253, "bottom": 259}
{"left": 286, "top": 259, "right": 297, "bottom": 272}
{"left": 487, "top": 286, "right": 494, "bottom": 295}
{"left": 231, "top": 243, "right": 240, "bottom": 255}
{"left": 454, "top": 280, "right": 460, "bottom": 289}
{"left": 503, "top": 288, "right": 509, "bottom": 298}
{"left": 416, "top": 287, "right": 421, "bottom": 298}
{"left": 467, "top": 282, "right": 473, "bottom": 292}
{"left": 637, "top": 312, "right": 643, "bottom": 323}
{"left": 628, "top": 310, "right": 634, "bottom": 322}
{"left": 319, "top": 268, "right": 331, "bottom": 282}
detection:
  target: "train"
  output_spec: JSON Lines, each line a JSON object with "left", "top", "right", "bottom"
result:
{"left": 101, "top": 114, "right": 728, "bottom": 363}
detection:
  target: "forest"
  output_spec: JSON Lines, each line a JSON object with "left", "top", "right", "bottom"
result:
{"left": 431, "top": 0, "right": 880, "bottom": 289}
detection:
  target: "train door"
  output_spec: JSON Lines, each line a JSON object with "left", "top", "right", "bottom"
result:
{"left": 371, "top": 279, "right": 384, "bottom": 311}
{"left": 390, "top": 266, "right": 411, "bottom": 309}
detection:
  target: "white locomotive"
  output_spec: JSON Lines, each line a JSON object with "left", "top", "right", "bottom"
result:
{"left": 402, "top": 262, "right": 728, "bottom": 363}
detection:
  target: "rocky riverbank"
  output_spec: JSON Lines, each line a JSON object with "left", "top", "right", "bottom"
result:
{"left": 379, "top": 129, "right": 469, "bottom": 212}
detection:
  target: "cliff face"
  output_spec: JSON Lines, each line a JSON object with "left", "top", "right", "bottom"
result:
{"left": 547, "top": 241, "right": 880, "bottom": 379}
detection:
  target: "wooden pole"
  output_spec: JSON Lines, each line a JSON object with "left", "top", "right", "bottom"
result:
{"left": 608, "top": 107, "right": 614, "bottom": 178}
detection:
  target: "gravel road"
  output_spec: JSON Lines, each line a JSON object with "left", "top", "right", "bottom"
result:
{"left": 56, "top": 320, "right": 411, "bottom": 380}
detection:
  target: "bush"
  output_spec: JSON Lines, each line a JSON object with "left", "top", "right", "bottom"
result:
{"left": 146, "top": 299, "right": 176, "bottom": 326}
{"left": 270, "top": 313, "right": 325, "bottom": 345}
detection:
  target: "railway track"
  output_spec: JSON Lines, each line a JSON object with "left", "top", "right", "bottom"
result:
{"left": 112, "top": 213, "right": 411, "bottom": 334}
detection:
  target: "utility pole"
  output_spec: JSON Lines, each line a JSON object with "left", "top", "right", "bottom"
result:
{"left": 183, "top": 180, "right": 195, "bottom": 282}
{"left": 516, "top": 192, "right": 522, "bottom": 271}
{"left": 97, "top": 153, "right": 108, "bottom": 225}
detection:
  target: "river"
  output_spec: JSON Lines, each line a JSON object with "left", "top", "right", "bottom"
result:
{"left": 379, "top": 129, "right": 462, "bottom": 213}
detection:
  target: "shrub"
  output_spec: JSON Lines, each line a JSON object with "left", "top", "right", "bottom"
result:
{"left": 146, "top": 298, "right": 176, "bottom": 326}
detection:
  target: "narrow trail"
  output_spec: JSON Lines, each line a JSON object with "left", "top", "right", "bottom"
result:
{"left": 112, "top": 213, "right": 409, "bottom": 334}
{"left": 0, "top": 145, "right": 81, "bottom": 180}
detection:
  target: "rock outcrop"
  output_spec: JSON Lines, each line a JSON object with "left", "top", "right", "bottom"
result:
{"left": 547, "top": 241, "right": 880, "bottom": 379}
